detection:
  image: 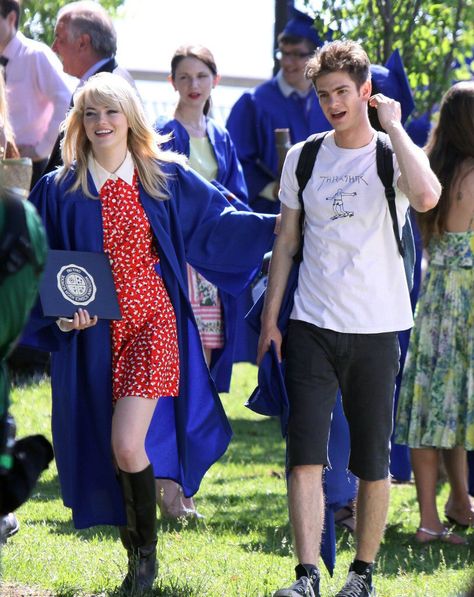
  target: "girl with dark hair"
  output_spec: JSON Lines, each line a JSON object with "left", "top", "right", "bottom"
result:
{"left": 396, "top": 81, "right": 474, "bottom": 544}
{"left": 160, "top": 44, "right": 249, "bottom": 369}
{"left": 154, "top": 45, "right": 252, "bottom": 518}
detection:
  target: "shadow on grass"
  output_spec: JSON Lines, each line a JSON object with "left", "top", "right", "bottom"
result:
{"left": 377, "top": 524, "right": 473, "bottom": 575}
{"left": 223, "top": 416, "right": 286, "bottom": 466}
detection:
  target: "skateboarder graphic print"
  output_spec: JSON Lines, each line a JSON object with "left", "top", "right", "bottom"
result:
{"left": 326, "top": 188, "right": 356, "bottom": 219}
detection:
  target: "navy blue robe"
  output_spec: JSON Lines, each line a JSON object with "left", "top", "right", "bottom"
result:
{"left": 158, "top": 117, "right": 249, "bottom": 209}
{"left": 226, "top": 77, "right": 330, "bottom": 212}
{"left": 23, "top": 163, "right": 276, "bottom": 529}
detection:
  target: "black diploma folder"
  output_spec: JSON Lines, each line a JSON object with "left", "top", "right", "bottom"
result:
{"left": 39, "top": 249, "right": 121, "bottom": 320}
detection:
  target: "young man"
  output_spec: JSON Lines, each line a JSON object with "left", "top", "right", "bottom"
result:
{"left": 226, "top": 10, "right": 330, "bottom": 215}
{"left": 257, "top": 40, "right": 440, "bottom": 597}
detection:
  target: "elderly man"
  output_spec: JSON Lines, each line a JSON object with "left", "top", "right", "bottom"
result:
{"left": 0, "top": 0, "right": 73, "bottom": 186}
{"left": 45, "top": 0, "right": 134, "bottom": 173}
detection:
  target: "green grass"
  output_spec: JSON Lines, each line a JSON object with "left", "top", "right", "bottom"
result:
{"left": 1, "top": 363, "right": 473, "bottom": 596}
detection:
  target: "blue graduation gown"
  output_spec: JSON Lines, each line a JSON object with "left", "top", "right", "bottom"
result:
{"left": 226, "top": 76, "right": 330, "bottom": 212}
{"left": 158, "top": 117, "right": 249, "bottom": 208}
{"left": 23, "top": 163, "right": 276, "bottom": 529}
{"left": 156, "top": 117, "right": 256, "bottom": 391}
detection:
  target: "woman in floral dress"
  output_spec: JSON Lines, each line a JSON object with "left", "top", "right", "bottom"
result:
{"left": 26, "top": 72, "right": 277, "bottom": 593}
{"left": 396, "top": 81, "right": 474, "bottom": 545}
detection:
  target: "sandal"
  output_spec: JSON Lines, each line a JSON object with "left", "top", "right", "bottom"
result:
{"left": 335, "top": 504, "right": 355, "bottom": 533}
{"left": 415, "top": 526, "right": 466, "bottom": 545}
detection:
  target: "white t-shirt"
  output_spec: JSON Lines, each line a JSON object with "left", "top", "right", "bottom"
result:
{"left": 279, "top": 131, "right": 413, "bottom": 333}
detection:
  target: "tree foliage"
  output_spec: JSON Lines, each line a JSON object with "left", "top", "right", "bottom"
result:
{"left": 304, "top": 0, "right": 474, "bottom": 117}
{"left": 20, "top": 0, "right": 125, "bottom": 47}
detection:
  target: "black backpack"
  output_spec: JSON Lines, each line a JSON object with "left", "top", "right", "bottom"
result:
{"left": 294, "top": 131, "right": 415, "bottom": 291}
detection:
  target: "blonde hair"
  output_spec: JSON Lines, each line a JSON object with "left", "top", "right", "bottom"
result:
{"left": 57, "top": 72, "right": 183, "bottom": 199}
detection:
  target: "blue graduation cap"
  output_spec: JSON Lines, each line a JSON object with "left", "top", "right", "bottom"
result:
{"left": 245, "top": 263, "right": 299, "bottom": 437}
{"left": 246, "top": 341, "right": 289, "bottom": 437}
{"left": 406, "top": 112, "right": 431, "bottom": 147}
{"left": 370, "top": 49, "right": 415, "bottom": 124}
{"left": 281, "top": 9, "right": 324, "bottom": 48}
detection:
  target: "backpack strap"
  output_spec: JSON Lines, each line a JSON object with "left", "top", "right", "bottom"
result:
{"left": 375, "top": 131, "right": 405, "bottom": 258}
{"left": 0, "top": 196, "right": 39, "bottom": 285}
{"left": 293, "top": 132, "right": 328, "bottom": 263}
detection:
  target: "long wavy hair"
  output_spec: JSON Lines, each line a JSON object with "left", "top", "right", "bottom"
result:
{"left": 57, "top": 72, "right": 183, "bottom": 199}
{"left": 170, "top": 45, "right": 218, "bottom": 116}
{"left": 419, "top": 81, "right": 474, "bottom": 246}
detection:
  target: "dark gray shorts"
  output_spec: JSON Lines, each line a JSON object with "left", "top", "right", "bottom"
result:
{"left": 285, "top": 320, "right": 400, "bottom": 481}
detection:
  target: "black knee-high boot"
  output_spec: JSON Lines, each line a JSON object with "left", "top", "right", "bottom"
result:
{"left": 118, "top": 464, "right": 158, "bottom": 593}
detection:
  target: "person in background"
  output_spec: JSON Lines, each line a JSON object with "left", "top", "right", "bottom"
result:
{"left": 395, "top": 81, "right": 474, "bottom": 545}
{"left": 45, "top": 0, "right": 135, "bottom": 174}
{"left": 226, "top": 9, "right": 330, "bottom": 215}
{"left": 0, "top": 120, "right": 52, "bottom": 542}
{"left": 0, "top": 64, "right": 35, "bottom": 540}
{"left": 0, "top": 63, "right": 17, "bottom": 159}
{"left": 155, "top": 44, "right": 252, "bottom": 519}
{"left": 0, "top": 0, "right": 73, "bottom": 187}
{"left": 23, "top": 72, "right": 277, "bottom": 594}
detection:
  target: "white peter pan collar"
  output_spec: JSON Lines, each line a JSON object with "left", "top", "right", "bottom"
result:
{"left": 88, "top": 151, "right": 135, "bottom": 192}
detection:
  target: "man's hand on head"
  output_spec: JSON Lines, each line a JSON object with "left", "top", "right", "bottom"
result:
{"left": 368, "top": 94, "right": 402, "bottom": 133}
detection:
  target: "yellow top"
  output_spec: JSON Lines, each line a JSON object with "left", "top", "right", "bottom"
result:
{"left": 188, "top": 136, "right": 218, "bottom": 182}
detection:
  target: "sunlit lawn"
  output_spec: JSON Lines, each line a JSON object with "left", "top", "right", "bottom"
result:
{"left": 1, "top": 364, "right": 473, "bottom": 596}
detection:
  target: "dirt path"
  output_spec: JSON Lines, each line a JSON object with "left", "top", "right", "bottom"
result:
{"left": 0, "top": 585, "right": 55, "bottom": 597}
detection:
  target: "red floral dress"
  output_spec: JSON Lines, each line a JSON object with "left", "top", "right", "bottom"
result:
{"left": 100, "top": 172, "right": 180, "bottom": 402}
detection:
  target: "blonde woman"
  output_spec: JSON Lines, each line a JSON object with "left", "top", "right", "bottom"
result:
{"left": 25, "top": 72, "right": 277, "bottom": 593}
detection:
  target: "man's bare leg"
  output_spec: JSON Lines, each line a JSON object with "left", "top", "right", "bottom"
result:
{"left": 354, "top": 477, "right": 390, "bottom": 562}
{"left": 273, "top": 464, "right": 323, "bottom": 596}
{"left": 288, "top": 464, "right": 324, "bottom": 565}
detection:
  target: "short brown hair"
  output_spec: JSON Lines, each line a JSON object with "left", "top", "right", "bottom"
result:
{"left": 305, "top": 40, "right": 370, "bottom": 89}
{"left": 0, "top": 0, "right": 20, "bottom": 29}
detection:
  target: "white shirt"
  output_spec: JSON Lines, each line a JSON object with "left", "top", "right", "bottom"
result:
{"left": 276, "top": 68, "right": 313, "bottom": 100}
{"left": 279, "top": 131, "right": 413, "bottom": 334}
{"left": 3, "top": 32, "right": 75, "bottom": 158}
{"left": 88, "top": 151, "right": 135, "bottom": 192}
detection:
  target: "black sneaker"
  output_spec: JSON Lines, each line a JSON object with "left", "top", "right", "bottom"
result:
{"left": 274, "top": 565, "right": 320, "bottom": 597}
{"left": 273, "top": 576, "right": 317, "bottom": 597}
{"left": 335, "top": 570, "right": 376, "bottom": 596}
